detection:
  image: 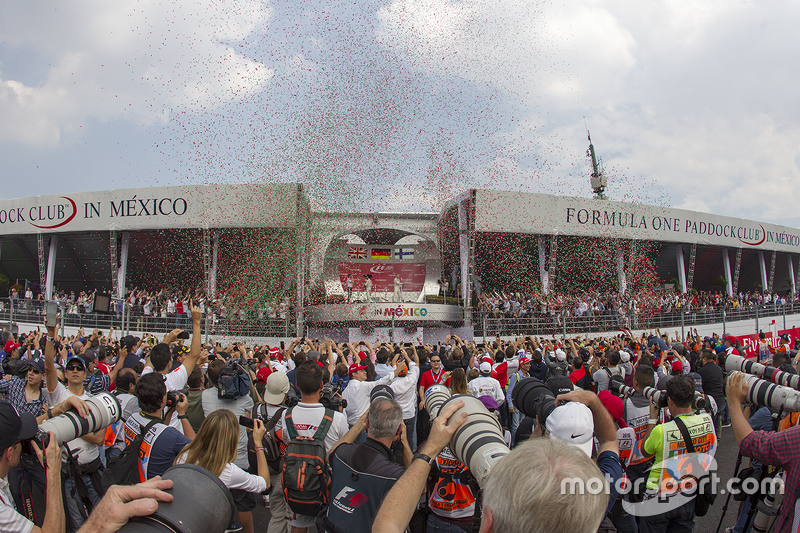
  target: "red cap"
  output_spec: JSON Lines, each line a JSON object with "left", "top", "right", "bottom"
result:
{"left": 348, "top": 363, "right": 368, "bottom": 375}
{"left": 481, "top": 355, "right": 494, "bottom": 365}
{"left": 256, "top": 367, "right": 272, "bottom": 383}
{"left": 518, "top": 356, "right": 531, "bottom": 366}
{"left": 269, "top": 347, "right": 281, "bottom": 360}
{"left": 4, "top": 341, "right": 20, "bottom": 354}
{"left": 598, "top": 390, "right": 628, "bottom": 428}
{"left": 671, "top": 361, "right": 683, "bottom": 373}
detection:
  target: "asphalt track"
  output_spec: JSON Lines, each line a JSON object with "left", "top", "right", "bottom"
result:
{"left": 250, "top": 426, "right": 748, "bottom": 532}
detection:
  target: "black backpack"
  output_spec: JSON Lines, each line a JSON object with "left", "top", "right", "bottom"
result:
{"left": 282, "top": 407, "right": 334, "bottom": 516}
{"left": 217, "top": 363, "right": 251, "bottom": 400}
{"left": 101, "top": 418, "right": 159, "bottom": 491}
{"left": 247, "top": 404, "right": 285, "bottom": 475}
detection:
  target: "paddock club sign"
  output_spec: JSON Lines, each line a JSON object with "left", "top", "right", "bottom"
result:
{"left": 0, "top": 184, "right": 301, "bottom": 235}
{"left": 472, "top": 190, "right": 800, "bottom": 254}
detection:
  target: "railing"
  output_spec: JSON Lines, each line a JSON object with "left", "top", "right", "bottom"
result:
{"left": 0, "top": 298, "right": 297, "bottom": 338}
{"left": 2, "top": 295, "right": 796, "bottom": 339}
{"left": 472, "top": 301, "right": 800, "bottom": 338}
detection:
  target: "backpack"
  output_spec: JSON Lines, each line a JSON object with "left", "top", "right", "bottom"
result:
{"left": 247, "top": 404, "right": 285, "bottom": 476}
{"left": 606, "top": 367, "right": 626, "bottom": 388}
{"left": 100, "top": 418, "right": 159, "bottom": 492}
{"left": 282, "top": 407, "right": 334, "bottom": 516}
{"left": 217, "top": 363, "right": 251, "bottom": 400}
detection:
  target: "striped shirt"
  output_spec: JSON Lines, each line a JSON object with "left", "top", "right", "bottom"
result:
{"left": 0, "top": 378, "right": 45, "bottom": 418}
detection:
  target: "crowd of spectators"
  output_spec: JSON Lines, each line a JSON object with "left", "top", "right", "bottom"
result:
{"left": 3, "top": 303, "right": 794, "bottom": 533}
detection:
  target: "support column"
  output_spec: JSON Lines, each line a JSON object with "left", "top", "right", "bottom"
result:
{"left": 295, "top": 185, "right": 309, "bottom": 337}
{"left": 732, "top": 248, "right": 742, "bottom": 295}
{"left": 789, "top": 255, "right": 796, "bottom": 297}
{"left": 209, "top": 232, "right": 219, "bottom": 298}
{"left": 686, "top": 243, "right": 697, "bottom": 293}
{"left": 722, "top": 249, "right": 733, "bottom": 297}
{"left": 117, "top": 232, "right": 130, "bottom": 299}
{"left": 110, "top": 231, "right": 118, "bottom": 297}
{"left": 457, "top": 199, "right": 473, "bottom": 325}
{"left": 759, "top": 251, "right": 768, "bottom": 292}
{"left": 44, "top": 235, "right": 58, "bottom": 300}
{"left": 537, "top": 237, "right": 549, "bottom": 294}
{"left": 549, "top": 235, "right": 559, "bottom": 290}
{"left": 768, "top": 250, "right": 777, "bottom": 293}
{"left": 676, "top": 245, "right": 687, "bottom": 293}
{"left": 616, "top": 243, "right": 627, "bottom": 295}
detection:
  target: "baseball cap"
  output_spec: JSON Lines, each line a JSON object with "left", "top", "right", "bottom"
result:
{"left": 518, "top": 356, "right": 531, "bottom": 366}
{"left": 120, "top": 335, "right": 140, "bottom": 350}
{"left": 547, "top": 376, "right": 574, "bottom": 397}
{"left": 348, "top": 363, "right": 368, "bottom": 375}
{"left": 546, "top": 402, "right": 595, "bottom": 456}
{"left": 256, "top": 367, "right": 272, "bottom": 383}
{"left": 0, "top": 401, "right": 37, "bottom": 451}
{"left": 598, "top": 390, "right": 628, "bottom": 428}
{"left": 555, "top": 349, "right": 567, "bottom": 362}
{"left": 29, "top": 357, "right": 46, "bottom": 373}
{"left": 4, "top": 340, "right": 20, "bottom": 354}
{"left": 263, "top": 372, "right": 290, "bottom": 404}
{"left": 269, "top": 346, "right": 281, "bottom": 360}
{"left": 479, "top": 361, "right": 492, "bottom": 374}
{"left": 672, "top": 361, "right": 683, "bottom": 373}
{"left": 481, "top": 355, "right": 494, "bottom": 365}
{"left": 619, "top": 350, "right": 631, "bottom": 363}
{"left": 65, "top": 353, "right": 86, "bottom": 370}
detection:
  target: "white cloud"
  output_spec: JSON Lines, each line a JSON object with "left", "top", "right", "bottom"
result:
{"left": 0, "top": 0, "right": 272, "bottom": 146}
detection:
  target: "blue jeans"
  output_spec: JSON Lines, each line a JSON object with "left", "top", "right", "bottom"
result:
{"left": 426, "top": 513, "right": 466, "bottom": 533}
{"left": 733, "top": 498, "right": 752, "bottom": 533}
{"left": 511, "top": 409, "right": 524, "bottom": 439}
{"left": 64, "top": 473, "right": 101, "bottom": 532}
{"left": 405, "top": 417, "right": 417, "bottom": 452}
{"left": 638, "top": 497, "right": 694, "bottom": 533}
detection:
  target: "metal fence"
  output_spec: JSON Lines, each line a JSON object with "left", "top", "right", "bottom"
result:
{"left": 0, "top": 298, "right": 297, "bottom": 338}
{"left": 473, "top": 301, "right": 800, "bottom": 338}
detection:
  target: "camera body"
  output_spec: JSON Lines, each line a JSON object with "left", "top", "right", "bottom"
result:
{"left": 320, "top": 382, "right": 347, "bottom": 411}
{"left": 166, "top": 390, "right": 179, "bottom": 408}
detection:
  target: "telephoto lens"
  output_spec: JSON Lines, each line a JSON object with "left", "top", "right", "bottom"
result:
{"left": 424, "top": 385, "right": 451, "bottom": 419}
{"left": 370, "top": 384, "right": 394, "bottom": 404}
{"left": 39, "top": 392, "right": 121, "bottom": 446}
{"left": 726, "top": 354, "right": 800, "bottom": 391}
{"left": 511, "top": 378, "right": 552, "bottom": 418}
{"left": 438, "top": 395, "right": 510, "bottom": 487}
{"left": 117, "top": 464, "right": 236, "bottom": 533}
{"left": 739, "top": 373, "right": 800, "bottom": 412}
{"left": 609, "top": 380, "right": 635, "bottom": 398}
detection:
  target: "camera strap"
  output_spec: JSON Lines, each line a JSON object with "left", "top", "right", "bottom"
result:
{"left": 63, "top": 442, "right": 94, "bottom": 519}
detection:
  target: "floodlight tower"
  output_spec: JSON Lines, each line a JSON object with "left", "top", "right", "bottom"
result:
{"left": 587, "top": 131, "right": 608, "bottom": 200}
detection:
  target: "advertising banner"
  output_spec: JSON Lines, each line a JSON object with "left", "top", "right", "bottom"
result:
{"left": 473, "top": 189, "right": 800, "bottom": 253}
{"left": 729, "top": 328, "right": 800, "bottom": 359}
{"left": 338, "top": 262, "right": 426, "bottom": 292}
{"left": 0, "top": 184, "right": 300, "bottom": 235}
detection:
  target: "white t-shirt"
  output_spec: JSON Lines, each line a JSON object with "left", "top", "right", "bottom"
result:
{"left": 342, "top": 373, "right": 396, "bottom": 425}
{"left": 201, "top": 389, "right": 254, "bottom": 470}
{"left": 44, "top": 382, "right": 100, "bottom": 464}
{"left": 467, "top": 376, "right": 505, "bottom": 406}
{"left": 141, "top": 365, "right": 189, "bottom": 434}
{"left": 0, "top": 477, "right": 32, "bottom": 533}
{"left": 176, "top": 456, "right": 267, "bottom": 494}
{"left": 285, "top": 402, "right": 348, "bottom": 452}
{"left": 389, "top": 363, "right": 420, "bottom": 419}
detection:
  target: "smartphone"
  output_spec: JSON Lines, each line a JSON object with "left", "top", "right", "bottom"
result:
{"left": 239, "top": 415, "right": 254, "bottom": 429}
{"left": 177, "top": 331, "right": 190, "bottom": 340}
{"left": 45, "top": 301, "right": 58, "bottom": 328}
{"left": 280, "top": 341, "right": 285, "bottom": 350}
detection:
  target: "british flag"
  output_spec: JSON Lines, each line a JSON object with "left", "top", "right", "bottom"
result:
{"left": 348, "top": 246, "right": 367, "bottom": 259}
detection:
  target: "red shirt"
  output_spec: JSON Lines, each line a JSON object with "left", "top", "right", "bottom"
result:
{"left": 97, "top": 361, "right": 111, "bottom": 375}
{"left": 420, "top": 369, "right": 450, "bottom": 391}
{"left": 569, "top": 366, "right": 587, "bottom": 385}
{"left": 492, "top": 362, "right": 509, "bottom": 388}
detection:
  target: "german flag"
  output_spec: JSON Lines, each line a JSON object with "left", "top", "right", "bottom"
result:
{"left": 371, "top": 248, "right": 391, "bottom": 260}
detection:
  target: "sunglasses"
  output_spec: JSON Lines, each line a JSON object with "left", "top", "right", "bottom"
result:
{"left": 65, "top": 365, "right": 84, "bottom": 371}
{"left": 29, "top": 370, "right": 42, "bottom": 375}
{"left": 430, "top": 359, "right": 441, "bottom": 363}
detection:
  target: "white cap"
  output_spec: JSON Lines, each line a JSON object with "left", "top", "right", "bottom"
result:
{"left": 620, "top": 351, "right": 631, "bottom": 363}
{"left": 556, "top": 349, "right": 567, "bottom": 362}
{"left": 479, "top": 361, "right": 492, "bottom": 373}
{"left": 546, "top": 402, "right": 594, "bottom": 456}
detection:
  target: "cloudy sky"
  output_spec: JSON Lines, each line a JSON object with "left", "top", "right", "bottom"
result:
{"left": 1, "top": 0, "right": 799, "bottom": 224}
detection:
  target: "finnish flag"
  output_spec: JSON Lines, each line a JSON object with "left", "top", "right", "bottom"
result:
{"left": 394, "top": 248, "right": 414, "bottom": 260}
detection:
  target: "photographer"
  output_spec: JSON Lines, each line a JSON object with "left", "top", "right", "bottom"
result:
{"left": 343, "top": 357, "right": 404, "bottom": 441}
{"left": 639, "top": 374, "right": 717, "bottom": 532}
{"left": 325, "top": 398, "right": 411, "bottom": 532}
{"left": 122, "top": 373, "right": 194, "bottom": 480}
{"left": 0, "top": 401, "right": 63, "bottom": 533}
{"left": 259, "top": 372, "right": 291, "bottom": 533}
{"left": 285, "top": 362, "right": 348, "bottom": 533}
{"left": 201, "top": 358, "right": 256, "bottom": 533}
{"left": 727, "top": 371, "right": 800, "bottom": 532}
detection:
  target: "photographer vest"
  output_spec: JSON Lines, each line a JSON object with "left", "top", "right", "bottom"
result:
{"left": 325, "top": 440, "right": 403, "bottom": 533}
{"left": 123, "top": 413, "right": 171, "bottom": 481}
{"left": 624, "top": 395, "right": 651, "bottom": 466}
{"left": 428, "top": 446, "right": 476, "bottom": 521}
{"left": 646, "top": 412, "right": 717, "bottom": 492}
